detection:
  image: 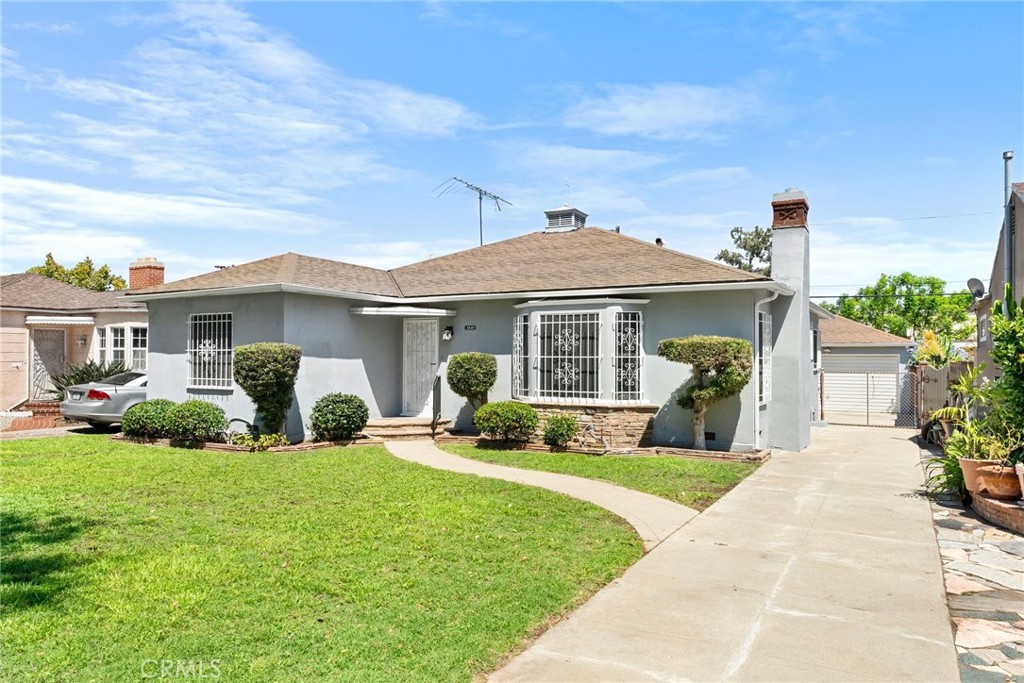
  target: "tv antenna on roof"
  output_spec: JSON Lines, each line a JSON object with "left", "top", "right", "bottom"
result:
{"left": 434, "top": 177, "right": 512, "bottom": 246}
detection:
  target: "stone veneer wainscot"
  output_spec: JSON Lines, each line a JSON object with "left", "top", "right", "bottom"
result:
{"left": 526, "top": 402, "right": 657, "bottom": 448}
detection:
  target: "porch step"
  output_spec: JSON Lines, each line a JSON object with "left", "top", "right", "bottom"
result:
{"left": 4, "top": 415, "right": 62, "bottom": 432}
{"left": 21, "top": 401, "right": 62, "bottom": 415}
{"left": 363, "top": 417, "right": 451, "bottom": 441}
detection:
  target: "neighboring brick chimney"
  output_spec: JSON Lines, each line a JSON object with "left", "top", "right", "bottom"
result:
{"left": 771, "top": 187, "right": 810, "bottom": 229}
{"left": 129, "top": 257, "right": 165, "bottom": 290}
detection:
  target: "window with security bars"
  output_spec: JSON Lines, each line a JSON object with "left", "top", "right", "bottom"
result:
{"left": 614, "top": 312, "right": 642, "bottom": 401}
{"left": 758, "top": 311, "right": 773, "bottom": 405}
{"left": 512, "top": 314, "right": 529, "bottom": 398}
{"left": 188, "top": 313, "right": 233, "bottom": 388}
{"left": 111, "top": 328, "right": 125, "bottom": 365}
{"left": 537, "top": 313, "right": 600, "bottom": 401}
{"left": 131, "top": 327, "right": 148, "bottom": 371}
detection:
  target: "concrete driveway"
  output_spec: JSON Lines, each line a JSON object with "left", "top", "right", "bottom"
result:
{"left": 491, "top": 425, "right": 959, "bottom": 682}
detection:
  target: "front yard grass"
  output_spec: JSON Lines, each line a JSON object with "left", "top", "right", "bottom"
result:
{"left": 1, "top": 435, "right": 642, "bottom": 682}
{"left": 442, "top": 445, "right": 758, "bottom": 511}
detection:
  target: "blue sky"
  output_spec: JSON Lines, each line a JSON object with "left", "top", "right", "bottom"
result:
{"left": 2, "top": 2, "right": 1022, "bottom": 298}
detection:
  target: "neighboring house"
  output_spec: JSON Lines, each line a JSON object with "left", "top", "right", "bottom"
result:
{"left": 974, "top": 179, "right": 1023, "bottom": 379}
{"left": 817, "top": 314, "right": 914, "bottom": 427}
{"left": 0, "top": 259, "right": 163, "bottom": 409}
{"left": 127, "top": 190, "right": 819, "bottom": 452}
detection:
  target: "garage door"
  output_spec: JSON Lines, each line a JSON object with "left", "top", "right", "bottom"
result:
{"left": 821, "top": 354, "right": 913, "bottom": 427}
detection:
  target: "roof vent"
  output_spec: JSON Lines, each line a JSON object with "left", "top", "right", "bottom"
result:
{"left": 544, "top": 207, "right": 588, "bottom": 231}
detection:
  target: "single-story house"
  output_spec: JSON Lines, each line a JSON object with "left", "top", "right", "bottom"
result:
{"left": 0, "top": 258, "right": 164, "bottom": 410}
{"left": 127, "top": 190, "right": 820, "bottom": 452}
{"left": 973, "top": 175, "right": 1023, "bottom": 380}
{"left": 816, "top": 314, "right": 914, "bottom": 427}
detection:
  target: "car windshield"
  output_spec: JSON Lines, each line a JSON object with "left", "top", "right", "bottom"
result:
{"left": 101, "top": 372, "right": 145, "bottom": 386}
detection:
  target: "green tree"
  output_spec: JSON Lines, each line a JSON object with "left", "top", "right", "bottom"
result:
{"left": 657, "top": 336, "right": 753, "bottom": 450}
{"left": 821, "top": 272, "right": 971, "bottom": 339}
{"left": 715, "top": 226, "right": 771, "bottom": 276}
{"left": 27, "top": 253, "right": 127, "bottom": 291}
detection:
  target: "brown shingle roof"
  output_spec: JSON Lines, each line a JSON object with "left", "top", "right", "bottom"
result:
{"left": 390, "top": 228, "right": 767, "bottom": 296}
{"left": 0, "top": 273, "right": 144, "bottom": 312}
{"left": 128, "top": 229, "right": 768, "bottom": 300}
{"left": 133, "top": 252, "right": 402, "bottom": 297}
{"left": 819, "top": 315, "right": 911, "bottom": 345}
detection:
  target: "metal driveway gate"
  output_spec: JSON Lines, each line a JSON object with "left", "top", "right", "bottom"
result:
{"left": 820, "top": 370, "right": 918, "bottom": 427}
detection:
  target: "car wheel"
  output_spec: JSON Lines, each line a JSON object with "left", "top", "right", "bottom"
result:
{"left": 87, "top": 421, "right": 111, "bottom": 431}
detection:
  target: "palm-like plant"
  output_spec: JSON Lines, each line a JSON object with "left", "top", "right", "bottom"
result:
{"left": 48, "top": 360, "right": 131, "bottom": 399}
{"left": 929, "top": 363, "right": 989, "bottom": 425}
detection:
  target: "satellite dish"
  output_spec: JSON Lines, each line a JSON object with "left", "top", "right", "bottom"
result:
{"left": 967, "top": 278, "right": 985, "bottom": 299}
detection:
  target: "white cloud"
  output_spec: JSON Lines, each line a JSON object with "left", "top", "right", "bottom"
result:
{"left": 8, "top": 21, "right": 79, "bottom": 34}
{"left": 565, "top": 80, "right": 768, "bottom": 141}
{"left": 511, "top": 143, "right": 666, "bottom": 173}
{"left": 655, "top": 166, "right": 754, "bottom": 187}
{"left": 774, "top": 4, "right": 891, "bottom": 61}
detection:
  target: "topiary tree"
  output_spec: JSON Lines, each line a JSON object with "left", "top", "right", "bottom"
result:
{"left": 657, "top": 335, "right": 754, "bottom": 450}
{"left": 233, "top": 343, "right": 302, "bottom": 435}
{"left": 446, "top": 352, "right": 497, "bottom": 409}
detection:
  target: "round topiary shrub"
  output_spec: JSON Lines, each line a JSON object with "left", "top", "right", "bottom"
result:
{"left": 310, "top": 393, "right": 369, "bottom": 441}
{"left": 473, "top": 401, "right": 539, "bottom": 443}
{"left": 121, "top": 399, "right": 176, "bottom": 438}
{"left": 543, "top": 413, "right": 579, "bottom": 448}
{"left": 446, "top": 352, "right": 498, "bottom": 408}
{"left": 233, "top": 342, "right": 302, "bottom": 435}
{"left": 164, "top": 400, "right": 227, "bottom": 443}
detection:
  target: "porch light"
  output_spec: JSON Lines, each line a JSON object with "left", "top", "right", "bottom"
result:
{"left": 77, "top": 335, "right": 88, "bottom": 348}
{"left": 442, "top": 326, "right": 454, "bottom": 341}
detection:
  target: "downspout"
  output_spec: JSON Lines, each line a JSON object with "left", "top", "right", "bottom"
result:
{"left": 753, "top": 289, "right": 781, "bottom": 450}
{"left": 1005, "top": 151, "right": 1014, "bottom": 293}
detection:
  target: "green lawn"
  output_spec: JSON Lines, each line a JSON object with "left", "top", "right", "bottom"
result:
{"left": 1, "top": 435, "right": 642, "bottom": 682}
{"left": 442, "top": 445, "right": 758, "bottom": 511}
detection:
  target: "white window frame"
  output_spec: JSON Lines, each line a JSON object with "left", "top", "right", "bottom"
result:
{"left": 810, "top": 327, "right": 821, "bottom": 373}
{"left": 758, "top": 311, "right": 773, "bottom": 406}
{"left": 110, "top": 327, "right": 126, "bottom": 366}
{"left": 512, "top": 303, "right": 645, "bottom": 405}
{"left": 187, "top": 313, "right": 234, "bottom": 389}
{"left": 96, "top": 328, "right": 107, "bottom": 365}
{"left": 979, "top": 313, "right": 989, "bottom": 344}
{"left": 131, "top": 327, "right": 148, "bottom": 371}
{"left": 536, "top": 311, "right": 602, "bottom": 402}
{"left": 95, "top": 324, "right": 148, "bottom": 368}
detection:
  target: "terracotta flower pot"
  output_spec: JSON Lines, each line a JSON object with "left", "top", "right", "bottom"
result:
{"left": 958, "top": 458, "right": 990, "bottom": 493}
{"left": 1016, "top": 464, "right": 1024, "bottom": 496}
{"left": 977, "top": 465, "right": 1023, "bottom": 500}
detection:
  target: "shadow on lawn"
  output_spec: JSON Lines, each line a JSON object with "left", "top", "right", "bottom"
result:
{"left": 1, "top": 511, "right": 98, "bottom": 612}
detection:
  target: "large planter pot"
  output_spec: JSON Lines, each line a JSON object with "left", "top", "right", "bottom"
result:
{"left": 1016, "top": 464, "right": 1024, "bottom": 496}
{"left": 959, "top": 458, "right": 990, "bottom": 493}
{"left": 977, "top": 465, "right": 1023, "bottom": 500}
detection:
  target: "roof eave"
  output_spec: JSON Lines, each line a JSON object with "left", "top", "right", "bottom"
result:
{"left": 822, "top": 342, "right": 913, "bottom": 348}
{"left": 809, "top": 302, "right": 836, "bottom": 320}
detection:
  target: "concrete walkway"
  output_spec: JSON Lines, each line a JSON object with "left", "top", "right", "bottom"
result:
{"left": 483, "top": 426, "right": 959, "bottom": 682}
{"left": 384, "top": 440, "right": 697, "bottom": 551}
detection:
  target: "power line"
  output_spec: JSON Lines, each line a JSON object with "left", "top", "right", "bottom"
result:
{"left": 810, "top": 292, "right": 974, "bottom": 300}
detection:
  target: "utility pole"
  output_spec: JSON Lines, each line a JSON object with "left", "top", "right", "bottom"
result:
{"left": 434, "top": 177, "right": 512, "bottom": 246}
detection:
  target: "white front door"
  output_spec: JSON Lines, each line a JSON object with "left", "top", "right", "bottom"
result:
{"left": 403, "top": 319, "right": 438, "bottom": 416}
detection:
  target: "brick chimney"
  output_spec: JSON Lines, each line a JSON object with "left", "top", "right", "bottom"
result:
{"left": 129, "top": 257, "right": 165, "bottom": 290}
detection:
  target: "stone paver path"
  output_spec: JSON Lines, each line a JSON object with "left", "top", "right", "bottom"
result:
{"left": 384, "top": 440, "right": 697, "bottom": 550}
{"left": 926, "top": 485, "right": 1024, "bottom": 682}
{"left": 0, "top": 424, "right": 97, "bottom": 441}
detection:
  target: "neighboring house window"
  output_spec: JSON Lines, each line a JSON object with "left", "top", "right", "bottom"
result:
{"left": 538, "top": 313, "right": 601, "bottom": 401}
{"left": 96, "top": 328, "right": 107, "bottom": 364}
{"left": 512, "top": 305, "right": 644, "bottom": 404}
{"left": 979, "top": 314, "right": 989, "bottom": 344}
{"left": 188, "top": 313, "right": 233, "bottom": 388}
{"left": 810, "top": 328, "right": 821, "bottom": 372}
{"left": 131, "top": 327, "right": 148, "bottom": 370}
{"left": 758, "top": 311, "right": 773, "bottom": 405}
{"left": 111, "top": 328, "right": 126, "bottom": 365}
{"left": 614, "top": 312, "right": 642, "bottom": 401}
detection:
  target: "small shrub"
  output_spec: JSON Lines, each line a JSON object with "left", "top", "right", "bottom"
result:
{"left": 446, "top": 352, "right": 498, "bottom": 408}
{"left": 474, "top": 401, "right": 539, "bottom": 443}
{"left": 233, "top": 343, "right": 302, "bottom": 434}
{"left": 49, "top": 360, "right": 130, "bottom": 399}
{"left": 121, "top": 399, "right": 176, "bottom": 438}
{"left": 310, "top": 393, "right": 369, "bottom": 441}
{"left": 164, "top": 400, "right": 227, "bottom": 443}
{"left": 231, "top": 432, "right": 290, "bottom": 451}
{"left": 543, "top": 413, "right": 579, "bottom": 448}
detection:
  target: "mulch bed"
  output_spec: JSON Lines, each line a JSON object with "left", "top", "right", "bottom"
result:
{"left": 111, "top": 433, "right": 384, "bottom": 452}
{"left": 433, "top": 433, "right": 770, "bottom": 464}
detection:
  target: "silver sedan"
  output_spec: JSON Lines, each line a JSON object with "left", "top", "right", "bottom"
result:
{"left": 60, "top": 372, "right": 148, "bottom": 428}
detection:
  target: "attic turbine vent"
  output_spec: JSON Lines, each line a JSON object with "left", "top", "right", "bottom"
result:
{"left": 544, "top": 207, "right": 588, "bottom": 231}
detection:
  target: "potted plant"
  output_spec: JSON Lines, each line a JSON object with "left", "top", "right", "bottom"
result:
{"left": 977, "top": 461, "right": 1023, "bottom": 500}
{"left": 929, "top": 364, "right": 993, "bottom": 491}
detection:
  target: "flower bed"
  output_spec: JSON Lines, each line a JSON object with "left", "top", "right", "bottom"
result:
{"left": 111, "top": 433, "right": 384, "bottom": 451}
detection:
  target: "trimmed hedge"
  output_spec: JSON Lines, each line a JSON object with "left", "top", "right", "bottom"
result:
{"left": 164, "top": 400, "right": 227, "bottom": 443}
{"left": 310, "top": 393, "right": 369, "bottom": 441}
{"left": 543, "top": 413, "right": 579, "bottom": 448}
{"left": 233, "top": 343, "right": 302, "bottom": 435}
{"left": 121, "top": 399, "right": 176, "bottom": 438}
{"left": 474, "top": 401, "right": 538, "bottom": 443}
{"left": 446, "top": 352, "right": 497, "bottom": 408}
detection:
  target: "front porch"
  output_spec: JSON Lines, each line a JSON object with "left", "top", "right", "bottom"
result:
{"left": 362, "top": 416, "right": 452, "bottom": 440}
